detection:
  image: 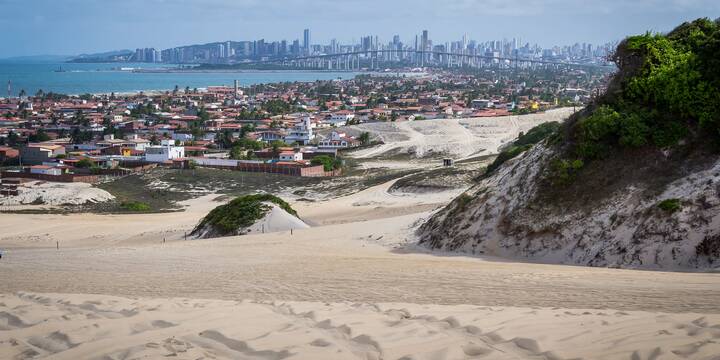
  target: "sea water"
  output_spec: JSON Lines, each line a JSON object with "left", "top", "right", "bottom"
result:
{"left": 0, "top": 62, "right": 360, "bottom": 96}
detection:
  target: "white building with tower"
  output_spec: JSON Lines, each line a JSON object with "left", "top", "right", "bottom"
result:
{"left": 284, "top": 116, "right": 315, "bottom": 145}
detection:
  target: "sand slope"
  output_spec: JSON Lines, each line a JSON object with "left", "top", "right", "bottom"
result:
{"left": 245, "top": 203, "right": 310, "bottom": 234}
{"left": 2, "top": 292, "right": 719, "bottom": 360}
{"left": 0, "top": 181, "right": 114, "bottom": 206}
{"left": 349, "top": 108, "right": 574, "bottom": 160}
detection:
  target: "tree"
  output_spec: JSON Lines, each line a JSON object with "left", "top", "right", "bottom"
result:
{"left": 230, "top": 145, "right": 245, "bottom": 160}
{"left": 270, "top": 140, "right": 284, "bottom": 157}
{"left": 311, "top": 155, "right": 342, "bottom": 172}
{"left": 75, "top": 158, "right": 94, "bottom": 168}
{"left": 29, "top": 129, "right": 50, "bottom": 143}
{"left": 7, "top": 131, "right": 18, "bottom": 147}
{"left": 358, "top": 132, "right": 370, "bottom": 145}
{"left": 18, "top": 89, "right": 26, "bottom": 98}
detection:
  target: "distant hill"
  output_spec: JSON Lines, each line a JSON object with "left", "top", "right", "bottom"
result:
{"left": 69, "top": 50, "right": 134, "bottom": 63}
{"left": 0, "top": 55, "right": 73, "bottom": 63}
{"left": 417, "top": 18, "right": 720, "bottom": 270}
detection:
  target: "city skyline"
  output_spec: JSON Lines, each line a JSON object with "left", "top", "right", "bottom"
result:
{"left": 1, "top": 0, "right": 718, "bottom": 58}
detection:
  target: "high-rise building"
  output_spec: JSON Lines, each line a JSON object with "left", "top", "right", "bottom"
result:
{"left": 303, "top": 29, "right": 311, "bottom": 54}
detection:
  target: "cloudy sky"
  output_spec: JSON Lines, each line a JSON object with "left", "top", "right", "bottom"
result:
{"left": 0, "top": 0, "right": 717, "bottom": 57}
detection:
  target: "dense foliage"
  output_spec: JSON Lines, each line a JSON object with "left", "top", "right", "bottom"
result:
{"left": 657, "top": 198, "right": 682, "bottom": 213}
{"left": 311, "top": 155, "right": 342, "bottom": 172}
{"left": 192, "top": 194, "right": 298, "bottom": 236}
{"left": 550, "top": 18, "right": 720, "bottom": 184}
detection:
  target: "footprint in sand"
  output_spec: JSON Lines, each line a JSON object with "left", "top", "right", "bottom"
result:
{"left": 309, "top": 338, "right": 332, "bottom": 347}
{"left": 462, "top": 343, "right": 493, "bottom": 356}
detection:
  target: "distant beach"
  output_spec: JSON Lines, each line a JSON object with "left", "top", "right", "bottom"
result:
{"left": 0, "top": 62, "right": 361, "bottom": 96}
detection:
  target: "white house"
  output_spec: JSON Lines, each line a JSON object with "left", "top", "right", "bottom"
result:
{"left": 318, "top": 131, "right": 359, "bottom": 149}
{"left": 144, "top": 140, "right": 185, "bottom": 163}
{"left": 278, "top": 151, "right": 303, "bottom": 161}
{"left": 327, "top": 111, "right": 355, "bottom": 127}
{"left": 30, "top": 165, "right": 62, "bottom": 176}
{"left": 471, "top": 99, "right": 494, "bottom": 109}
{"left": 172, "top": 133, "right": 193, "bottom": 142}
{"left": 284, "top": 116, "right": 315, "bottom": 145}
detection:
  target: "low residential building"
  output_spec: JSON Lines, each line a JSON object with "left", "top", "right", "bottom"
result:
{"left": 0, "top": 146, "right": 19, "bottom": 162}
{"left": 327, "top": 111, "right": 355, "bottom": 126}
{"left": 30, "top": 165, "right": 62, "bottom": 176}
{"left": 144, "top": 140, "right": 185, "bottom": 163}
{"left": 20, "top": 143, "right": 66, "bottom": 165}
{"left": 318, "top": 131, "right": 359, "bottom": 149}
{"left": 278, "top": 151, "right": 303, "bottom": 162}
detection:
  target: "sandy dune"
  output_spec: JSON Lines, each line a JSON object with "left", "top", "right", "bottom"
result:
{"left": 2, "top": 292, "right": 719, "bottom": 360}
{"left": 350, "top": 108, "right": 574, "bottom": 159}
{"left": 0, "top": 181, "right": 114, "bottom": 207}
{"left": 3, "top": 109, "right": 720, "bottom": 359}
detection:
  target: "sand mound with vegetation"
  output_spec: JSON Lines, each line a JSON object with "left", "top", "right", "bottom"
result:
{"left": 191, "top": 194, "right": 307, "bottom": 238}
{"left": 418, "top": 18, "right": 720, "bottom": 270}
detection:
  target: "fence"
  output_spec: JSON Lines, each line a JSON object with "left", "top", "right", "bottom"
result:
{"left": 188, "top": 157, "right": 339, "bottom": 177}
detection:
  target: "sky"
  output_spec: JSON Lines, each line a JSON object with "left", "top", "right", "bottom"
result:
{"left": 0, "top": 0, "right": 718, "bottom": 58}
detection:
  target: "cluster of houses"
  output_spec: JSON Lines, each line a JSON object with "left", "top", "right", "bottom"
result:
{"left": 0, "top": 69, "right": 603, "bottom": 182}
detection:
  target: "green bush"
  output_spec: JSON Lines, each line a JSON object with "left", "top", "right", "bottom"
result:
{"left": 657, "top": 198, "right": 682, "bottom": 213}
{"left": 192, "top": 194, "right": 298, "bottom": 236}
{"left": 552, "top": 18, "right": 720, "bottom": 186}
{"left": 549, "top": 159, "right": 584, "bottom": 185}
{"left": 121, "top": 201, "right": 151, "bottom": 212}
{"left": 311, "top": 155, "right": 341, "bottom": 172}
{"left": 75, "top": 158, "right": 94, "bottom": 168}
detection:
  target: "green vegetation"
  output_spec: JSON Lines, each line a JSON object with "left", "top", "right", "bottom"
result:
{"left": 657, "top": 198, "right": 682, "bottom": 213}
{"left": 311, "top": 155, "right": 342, "bottom": 172}
{"left": 74, "top": 158, "right": 94, "bottom": 168}
{"left": 192, "top": 194, "right": 297, "bottom": 236}
{"left": 548, "top": 158, "right": 585, "bottom": 186}
{"left": 120, "top": 201, "right": 151, "bottom": 212}
{"left": 484, "top": 122, "right": 561, "bottom": 176}
{"left": 553, "top": 18, "right": 720, "bottom": 184}
{"left": 358, "top": 132, "right": 371, "bottom": 145}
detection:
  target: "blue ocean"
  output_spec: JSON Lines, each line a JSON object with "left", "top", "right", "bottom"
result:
{"left": 0, "top": 62, "right": 359, "bottom": 96}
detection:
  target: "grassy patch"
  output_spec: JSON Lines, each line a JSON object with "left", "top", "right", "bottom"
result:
{"left": 657, "top": 198, "right": 682, "bottom": 213}
{"left": 120, "top": 201, "right": 151, "bottom": 212}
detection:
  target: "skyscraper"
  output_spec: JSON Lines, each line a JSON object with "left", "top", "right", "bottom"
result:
{"left": 303, "top": 29, "right": 311, "bottom": 54}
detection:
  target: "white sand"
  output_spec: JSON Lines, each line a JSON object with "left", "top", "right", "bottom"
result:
{"left": 2, "top": 108, "right": 720, "bottom": 359}
{"left": 349, "top": 108, "right": 574, "bottom": 159}
{"left": 245, "top": 203, "right": 310, "bottom": 234}
{"left": 0, "top": 181, "right": 114, "bottom": 206}
{"left": 2, "top": 292, "right": 719, "bottom": 360}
